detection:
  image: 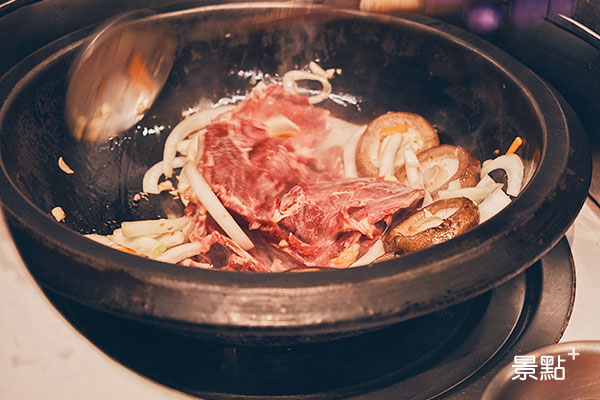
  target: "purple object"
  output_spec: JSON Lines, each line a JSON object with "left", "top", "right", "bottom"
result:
{"left": 465, "top": 2, "right": 503, "bottom": 33}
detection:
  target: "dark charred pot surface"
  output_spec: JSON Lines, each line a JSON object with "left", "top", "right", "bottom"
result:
{"left": 0, "top": 5, "right": 591, "bottom": 344}
{"left": 29, "top": 238, "right": 577, "bottom": 399}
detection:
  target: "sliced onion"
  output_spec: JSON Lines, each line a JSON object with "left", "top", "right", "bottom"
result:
{"left": 156, "top": 231, "right": 186, "bottom": 248}
{"left": 186, "top": 134, "right": 201, "bottom": 162}
{"left": 176, "top": 139, "right": 192, "bottom": 154}
{"left": 121, "top": 216, "right": 190, "bottom": 238}
{"left": 84, "top": 233, "right": 119, "bottom": 248}
{"left": 176, "top": 133, "right": 202, "bottom": 160}
{"left": 479, "top": 187, "right": 512, "bottom": 223}
{"left": 422, "top": 190, "right": 434, "bottom": 207}
{"left": 309, "top": 61, "right": 328, "bottom": 79}
{"left": 143, "top": 157, "right": 187, "bottom": 194}
{"left": 407, "top": 212, "right": 444, "bottom": 235}
{"left": 447, "top": 179, "right": 462, "bottom": 190}
{"left": 480, "top": 154, "right": 524, "bottom": 196}
{"left": 476, "top": 174, "right": 496, "bottom": 188}
{"left": 181, "top": 221, "right": 194, "bottom": 242}
{"left": 350, "top": 239, "right": 385, "bottom": 267}
{"left": 109, "top": 229, "right": 166, "bottom": 258}
{"left": 176, "top": 172, "right": 191, "bottom": 207}
{"left": 403, "top": 147, "right": 423, "bottom": 188}
{"left": 437, "top": 184, "right": 503, "bottom": 204}
{"left": 162, "top": 105, "right": 234, "bottom": 178}
{"left": 157, "top": 242, "right": 204, "bottom": 264}
{"left": 379, "top": 133, "right": 404, "bottom": 176}
{"left": 282, "top": 70, "right": 332, "bottom": 104}
{"left": 183, "top": 163, "right": 254, "bottom": 250}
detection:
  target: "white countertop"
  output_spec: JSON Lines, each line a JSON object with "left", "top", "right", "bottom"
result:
{"left": 1, "top": 199, "right": 599, "bottom": 399}
{"left": 561, "top": 198, "right": 600, "bottom": 342}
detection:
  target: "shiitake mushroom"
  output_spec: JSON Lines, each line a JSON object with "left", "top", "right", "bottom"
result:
{"left": 395, "top": 145, "right": 480, "bottom": 195}
{"left": 384, "top": 197, "right": 479, "bottom": 254}
{"left": 355, "top": 112, "right": 439, "bottom": 177}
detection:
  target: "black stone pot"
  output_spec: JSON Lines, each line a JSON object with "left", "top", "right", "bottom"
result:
{"left": 0, "top": 3, "right": 591, "bottom": 345}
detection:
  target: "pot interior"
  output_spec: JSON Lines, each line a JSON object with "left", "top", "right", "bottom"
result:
{"left": 0, "top": 6, "right": 543, "bottom": 239}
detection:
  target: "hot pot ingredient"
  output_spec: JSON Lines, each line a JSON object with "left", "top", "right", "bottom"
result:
{"left": 51, "top": 206, "right": 66, "bottom": 222}
{"left": 384, "top": 197, "right": 480, "bottom": 254}
{"left": 478, "top": 187, "right": 512, "bottom": 223}
{"left": 90, "top": 71, "right": 425, "bottom": 271}
{"left": 187, "top": 84, "right": 425, "bottom": 269}
{"left": 77, "top": 62, "right": 525, "bottom": 271}
{"left": 395, "top": 145, "right": 480, "bottom": 195}
{"left": 480, "top": 154, "right": 524, "bottom": 197}
{"left": 355, "top": 112, "right": 439, "bottom": 178}
{"left": 57, "top": 157, "right": 75, "bottom": 174}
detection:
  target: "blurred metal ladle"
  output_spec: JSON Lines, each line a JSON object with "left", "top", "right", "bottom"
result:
{"left": 65, "top": 1, "right": 462, "bottom": 142}
{"left": 65, "top": 10, "right": 176, "bottom": 142}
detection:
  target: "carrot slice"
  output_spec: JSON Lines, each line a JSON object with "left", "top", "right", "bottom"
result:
{"left": 506, "top": 136, "right": 523, "bottom": 155}
{"left": 381, "top": 123, "right": 408, "bottom": 138}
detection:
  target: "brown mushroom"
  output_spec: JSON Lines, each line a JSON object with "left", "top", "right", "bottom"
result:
{"left": 395, "top": 145, "right": 480, "bottom": 195}
{"left": 355, "top": 112, "right": 439, "bottom": 177}
{"left": 384, "top": 197, "right": 479, "bottom": 254}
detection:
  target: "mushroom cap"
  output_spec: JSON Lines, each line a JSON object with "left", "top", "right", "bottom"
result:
{"left": 355, "top": 112, "right": 439, "bottom": 177}
{"left": 384, "top": 197, "right": 479, "bottom": 254}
